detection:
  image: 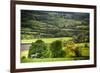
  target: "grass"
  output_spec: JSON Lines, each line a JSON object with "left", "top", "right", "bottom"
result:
{"left": 21, "top": 57, "right": 89, "bottom": 63}
{"left": 21, "top": 50, "right": 29, "bottom": 58}
{"left": 21, "top": 37, "right": 72, "bottom": 43}
{"left": 20, "top": 42, "right": 89, "bottom": 58}
{"left": 75, "top": 43, "right": 89, "bottom": 56}
{"left": 21, "top": 46, "right": 89, "bottom": 63}
{"left": 20, "top": 37, "right": 89, "bottom": 63}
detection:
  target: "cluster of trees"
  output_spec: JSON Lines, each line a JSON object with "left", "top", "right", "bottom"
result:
{"left": 73, "top": 32, "right": 89, "bottom": 43}
{"left": 28, "top": 40, "right": 66, "bottom": 58}
{"left": 28, "top": 39, "right": 89, "bottom": 58}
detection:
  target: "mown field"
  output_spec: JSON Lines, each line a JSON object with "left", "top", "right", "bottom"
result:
{"left": 21, "top": 37, "right": 89, "bottom": 63}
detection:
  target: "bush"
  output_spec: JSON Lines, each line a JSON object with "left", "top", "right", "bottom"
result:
{"left": 74, "top": 46, "right": 82, "bottom": 57}
{"left": 84, "top": 43, "right": 89, "bottom": 48}
{"left": 50, "top": 40, "right": 66, "bottom": 58}
{"left": 62, "top": 40, "right": 67, "bottom": 47}
{"left": 28, "top": 40, "right": 47, "bottom": 58}
{"left": 65, "top": 41, "right": 75, "bottom": 57}
{"left": 65, "top": 41, "right": 82, "bottom": 57}
{"left": 35, "top": 40, "right": 45, "bottom": 44}
{"left": 50, "top": 40, "right": 62, "bottom": 51}
{"left": 21, "top": 56, "right": 26, "bottom": 59}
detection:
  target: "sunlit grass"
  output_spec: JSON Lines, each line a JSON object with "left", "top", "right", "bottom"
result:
{"left": 21, "top": 50, "right": 29, "bottom": 58}
{"left": 21, "top": 37, "right": 72, "bottom": 43}
{"left": 21, "top": 57, "right": 89, "bottom": 63}
{"left": 21, "top": 46, "right": 89, "bottom": 63}
{"left": 20, "top": 37, "right": 89, "bottom": 63}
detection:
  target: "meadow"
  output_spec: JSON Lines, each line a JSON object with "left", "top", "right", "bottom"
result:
{"left": 21, "top": 37, "right": 72, "bottom": 44}
{"left": 21, "top": 37, "right": 89, "bottom": 63}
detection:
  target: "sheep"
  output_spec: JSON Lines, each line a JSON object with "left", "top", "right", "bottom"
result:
{"left": 30, "top": 53, "right": 39, "bottom": 58}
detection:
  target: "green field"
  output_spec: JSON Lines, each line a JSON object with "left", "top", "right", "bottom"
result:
{"left": 21, "top": 43, "right": 89, "bottom": 63}
{"left": 21, "top": 37, "right": 72, "bottom": 44}
{"left": 21, "top": 37, "right": 89, "bottom": 63}
{"left": 21, "top": 50, "right": 89, "bottom": 63}
{"left": 21, "top": 57, "right": 89, "bottom": 63}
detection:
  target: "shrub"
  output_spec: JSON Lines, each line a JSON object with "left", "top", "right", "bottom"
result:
{"left": 62, "top": 40, "right": 67, "bottom": 47}
{"left": 50, "top": 40, "right": 66, "bottom": 58}
{"left": 21, "top": 56, "right": 26, "bottom": 59}
{"left": 35, "top": 40, "right": 45, "bottom": 44}
{"left": 50, "top": 40, "right": 62, "bottom": 51}
{"left": 84, "top": 43, "right": 89, "bottom": 48}
{"left": 65, "top": 41, "right": 75, "bottom": 57}
{"left": 74, "top": 46, "right": 82, "bottom": 57}
{"left": 65, "top": 41, "right": 82, "bottom": 57}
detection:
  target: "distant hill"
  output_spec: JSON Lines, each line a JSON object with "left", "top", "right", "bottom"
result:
{"left": 21, "top": 10, "right": 89, "bottom": 39}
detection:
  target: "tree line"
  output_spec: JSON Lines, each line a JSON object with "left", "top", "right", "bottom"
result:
{"left": 27, "top": 39, "right": 89, "bottom": 59}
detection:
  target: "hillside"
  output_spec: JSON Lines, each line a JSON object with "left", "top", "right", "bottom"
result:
{"left": 21, "top": 10, "right": 89, "bottom": 39}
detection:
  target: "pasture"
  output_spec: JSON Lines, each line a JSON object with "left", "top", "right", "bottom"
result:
{"left": 20, "top": 37, "right": 89, "bottom": 63}
{"left": 21, "top": 37, "right": 72, "bottom": 44}
{"left": 21, "top": 49, "right": 89, "bottom": 63}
